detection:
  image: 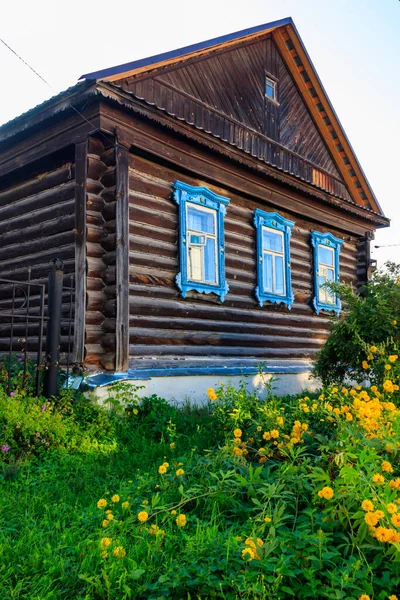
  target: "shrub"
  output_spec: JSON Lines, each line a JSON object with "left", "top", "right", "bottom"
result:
{"left": 313, "top": 262, "right": 400, "bottom": 385}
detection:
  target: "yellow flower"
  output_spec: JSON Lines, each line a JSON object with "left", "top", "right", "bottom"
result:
{"left": 365, "top": 512, "right": 378, "bottom": 526}
{"left": 370, "top": 346, "right": 377, "bottom": 353}
{"left": 393, "top": 320, "right": 397, "bottom": 326}
{"left": 122, "top": 502, "right": 129, "bottom": 510}
{"left": 100, "top": 537, "right": 112, "bottom": 549}
{"left": 362, "top": 361, "right": 370, "bottom": 370}
{"left": 391, "top": 514, "right": 400, "bottom": 527}
{"left": 270, "top": 429, "right": 279, "bottom": 439}
{"left": 138, "top": 511, "right": 149, "bottom": 523}
{"left": 111, "top": 495, "right": 120, "bottom": 503}
{"left": 346, "top": 413, "right": 353, "bottom": 421}
{"left": 176, "top": 514, "right": 187, "bottom": 527}
{"left": 158, "top": 465, "right": 167, "bottom": 475}
{"left": 233, "top": 447, "right": 243, "bottom": 456}
{"left": 171, "top": 509, "right": 177, "bottom": 515}
{"left": 97, "top": 499, "right": 107, "bottom": 509}
{"left": 176, "top": 468, "right": 185, "bottom": 477}
{"left": 170, "top": 442, "right": 175, "bottom": 449}
{"left": 276, "top": 416, "right": 284, "bottom": 426}
{"left": 374, "top": 510, "right": 384, "bottom": 520}
{"left": 372, "top": 473, "right": 385, "bottom": 485}
{"left": 389, "top": 355, "right": 398, "bottom": 363}
{"left": 242, "top": 547, "right": 256, "bottom": 560}
{"left": 361, "top": 500, "right": 374, "bottom": 512}
{"left": 113, "top": 546, "right": 126, "bottom": 558}
{"left": 389, "top": 595, "right": 399, "bottom": 600}
{"left": 317, "top": 486, "right": 334, "bottom": 500}
{"left": 358, "top": 595, "right": 371, "bottom": 600}
{"left": 107, "top": 513, "right": 114, "bottom": 521}
{"left": 382, "top": 460, "right": 393, "bottom": 473}
{"left": 387, "top": 503, "right": 397, "bottom": 514}
{"left": 264, "top": 516, "right": 271, "bottom": 523}
{"left": 383, "top": 380, "right": 394, "bottom": 393}
{"left": 102, "top": 519, "right": 108, "bottom": 527}
{"left": 262, "top": 431, "right": 271, "bottom": 441}
{"left": 234, "top": 429, "right": 242, "bottom": 438}
{"left": 207, "top": 388, "right": 217, "bottom": 401}
{"left": 385, "top": 364, "right": 392, "bottom": 371}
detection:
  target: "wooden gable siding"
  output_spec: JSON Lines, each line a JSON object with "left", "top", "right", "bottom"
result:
{"left": 127, "top": 150, "right": 360, "bottom": 367}
{"left": 114, "top": 37, "right": 350, "bottom": 203}
{"left": 0, "top": 151, "right": 76, "bottom": 355}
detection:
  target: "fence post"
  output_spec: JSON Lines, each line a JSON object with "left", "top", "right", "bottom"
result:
{"left": 44, "top": 259, "right": 64, "bottom": 397}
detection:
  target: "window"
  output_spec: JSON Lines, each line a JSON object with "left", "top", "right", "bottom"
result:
{"left": 173, "top": 180, "right": 230, "bottom": 301}
{"left": 311, "top": 231, "right": 344, "bottom": 315}
{"left": 265, "top": 76, "right": 277, "bottom": 102}
{"left": 254, "top": 209, "right": 294, "bottom": 309}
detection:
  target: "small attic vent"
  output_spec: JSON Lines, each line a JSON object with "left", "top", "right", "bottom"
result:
{"left": 265, "top": 76, "right": 277, "bottom": 102}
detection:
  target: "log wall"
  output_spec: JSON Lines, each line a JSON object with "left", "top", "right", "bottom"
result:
{"left": 84, "top": 136, "right": 117, "bottom": 370}
{"left": 127, "top": 151, "right": 361, "bottom": 369}
{"left": 0, "top": 150, "right": 76, "bottom": 355}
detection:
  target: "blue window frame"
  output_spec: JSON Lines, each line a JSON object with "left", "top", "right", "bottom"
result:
{"left": 173, "top": 180, "right": 230, "bottom": 301}
{"left": 311, "top": 231, "right": 344, "bottom": 315}
{"left": 253, "top": 209, "right": 294, "bottom": 309}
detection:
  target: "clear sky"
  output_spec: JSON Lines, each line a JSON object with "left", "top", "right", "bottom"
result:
{"left": 1, "top": 0, "right": 399, "bottom": 266}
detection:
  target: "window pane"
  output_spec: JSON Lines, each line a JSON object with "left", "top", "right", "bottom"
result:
{"left": 319, "top": 245, "right": 334, "bottom": 266}
{"left": 187, "top": 205, "right": 215, "bottom": 234}
{"left": 204, "top": 237, "right": 217, "bottom": 284}
{"left": 263, "top": 253, "right": 273, "bottom": 292}
{"left": 266, "top": 79, "right": 275, "bottom": 100}
{"left": 274, "top": 255, "right": 285, "bottom": 295}
{"left": 188, "top": 245, "right": 202, "bottom": 281}
{"left": 263, "top": 229, "right": 283, "bottom": 253}
{"left": 318, "top": 275, "right": 327, "bottom": 302}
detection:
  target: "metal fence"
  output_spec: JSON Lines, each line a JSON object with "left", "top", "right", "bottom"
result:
{"left": 0, "top": 260, "right": 75, "bottom": 397}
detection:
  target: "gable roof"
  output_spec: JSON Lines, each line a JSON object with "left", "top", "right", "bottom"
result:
{"left": 80, "top": 18, "right": 384, "bottom": 217}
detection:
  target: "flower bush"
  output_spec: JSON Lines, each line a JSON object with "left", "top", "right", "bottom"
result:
{"left": 313, "top": 262, "right": 400, "bottom": 385}
{"left": 1, "top": 363, "right": 400, "bottom": 598}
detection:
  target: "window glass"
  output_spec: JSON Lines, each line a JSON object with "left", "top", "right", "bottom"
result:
{"left": 319, "top": 245, "right": 334, "bottom": 266}
{"left": 204, "top": 238, "right": 217, "bottom": 284}
{"left": 188, "top": 205, "right": 215, "bottom": 234}
{"left": 274, "top": 255, "right": 285, "bottom": 295}
{"left": 263, "top": 253, "right": 273, "bottom": 293}
{"left": 188, "top": 245, "right": 202, "bottom": 281}
{"left": 265, "top": 78, "right": 276, "bottom": 101}
{"left": 263, "top": 228, "right": 283, "bottom": 253}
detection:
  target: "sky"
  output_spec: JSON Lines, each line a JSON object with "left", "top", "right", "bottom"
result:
{"left": 1, "top": 0, "right": 399, "bottom": 266}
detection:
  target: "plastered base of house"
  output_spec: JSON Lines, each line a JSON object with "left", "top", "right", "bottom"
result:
{"left": 85, "top": 362, "right": 321, "bottom": 406}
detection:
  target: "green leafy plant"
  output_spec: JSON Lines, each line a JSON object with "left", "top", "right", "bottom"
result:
{"left": 313, "top": 261, "right": 400, "bottom": 385}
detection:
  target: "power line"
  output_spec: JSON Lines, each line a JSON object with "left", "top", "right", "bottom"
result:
{"left": 374, "top": 244, "right": 400, "bottom": 249}
{"left": 0, "top": 36, "right": 114, "bottom": 146}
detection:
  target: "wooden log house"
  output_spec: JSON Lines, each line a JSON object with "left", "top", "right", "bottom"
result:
{"left": 0, "top": 18, "right": 389, "bottom": 398}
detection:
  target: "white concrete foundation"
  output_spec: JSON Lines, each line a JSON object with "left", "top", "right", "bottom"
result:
{"left": 90, "top": 370, "right": 321, "bottom": 406}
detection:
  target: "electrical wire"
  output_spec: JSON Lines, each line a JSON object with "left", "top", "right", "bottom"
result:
{"left": 0, "top": 36, "right": 115, "bottom": 146}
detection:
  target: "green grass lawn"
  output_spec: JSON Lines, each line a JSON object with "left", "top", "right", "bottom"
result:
{"left": 1, "top": 381, "right": 400, "bottom": 600}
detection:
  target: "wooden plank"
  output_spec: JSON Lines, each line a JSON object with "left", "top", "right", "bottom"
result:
{"left": 73, "top": 140, "right": 88, "bottom": 365}
{"left": 115, "top": 143, "right": 130, "bottom": 371}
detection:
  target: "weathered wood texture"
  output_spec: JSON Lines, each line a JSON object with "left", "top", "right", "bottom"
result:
{"left": 115, "top": 35, "right": 351, "bottom": 202}
{"left": 0, "top": 151, "right": 76, "bottom": 357}
{"left": 115, "top": 144, "right": 130, "bottom": 370}
{"left": 84, "top": 136, "right": 116, "bottom": 369}
{"left": 127, "top": 150, "right": 361, "bottom": 369}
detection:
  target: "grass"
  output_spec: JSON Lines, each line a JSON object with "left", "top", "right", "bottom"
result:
{"left": 1, "top": 376, "right": 400, "bottom": 600}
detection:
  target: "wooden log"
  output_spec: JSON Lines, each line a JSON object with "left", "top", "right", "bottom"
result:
{"left": 115, "top": 143, "right": 130, "bottom": 371}
{"left": 73, "top": 140, "right": 87, "bottom": 365}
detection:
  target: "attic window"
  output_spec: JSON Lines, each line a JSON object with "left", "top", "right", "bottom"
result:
{"left": 265, "top": 77, "right": 277, "bottom": 102}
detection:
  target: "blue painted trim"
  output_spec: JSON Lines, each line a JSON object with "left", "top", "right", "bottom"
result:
{"left": 311, "top": 231, "right": 344, "bottom": 315}
{"left": 174, "top": 180, "right": 229, "bottom": 301}
{"left": 253, "top": 209, "right": 294, "bottom": 309}
{"left": 82, "top": 363, "right": 313, "bottom": 390}
{"left": 79, "top": 18, "right": 293, "bottom": 81}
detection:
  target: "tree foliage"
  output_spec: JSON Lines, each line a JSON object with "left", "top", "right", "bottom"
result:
{"left": 313, "top": 262, "right": 400, "bottom": 385}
